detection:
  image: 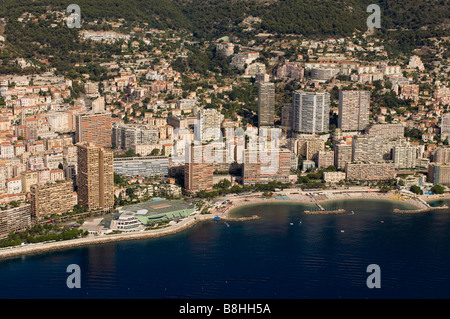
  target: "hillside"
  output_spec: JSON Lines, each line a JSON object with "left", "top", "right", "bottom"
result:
{"left": 0, "top": 0, "right": 448, "bottom": 37}
{"left": 0, "top": 0, "right": 448, "bottom": 74}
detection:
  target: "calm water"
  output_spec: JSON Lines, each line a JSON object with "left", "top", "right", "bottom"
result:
{"left": 1, "top": 199, "right": 450, "bottom": 299}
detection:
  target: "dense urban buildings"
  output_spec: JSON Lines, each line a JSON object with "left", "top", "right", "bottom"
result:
{"left": 0, "top": 7, "right": 449, "bottom": 245}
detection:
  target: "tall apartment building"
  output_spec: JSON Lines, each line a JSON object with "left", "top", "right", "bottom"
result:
{"left": 112, "top": 123, "right": 158, "bottom": 150}
{"left": 292, "top": 91, "right": 330, "bottom": 134}
{"left": 113, "top": 156, "right": 169, "bottom": 177}
{"left": 305, "top": 139, "right": 325, "bottom": 160}
{"left": 316, "top": 151, "right": 335, "bottom": 169}
{"left": 184, "top": 145, "right": 214, "bottom": 192}
{"left": 258, "top": 82, "right": 275, "bottom": 128}
{"left": 441, "top": 114, "right": 450, "bottom": 139}
{"left": 393, "top": 146, "right": 417, "bottom": 169}
{"left": 196, "top": 108, "right": 224, "bottom": 141}
{"left": 346, "top": 163, "right": 396, "bottom": 181}
{"left": 352, "top": 135, "right": 384, "bottom": 163}
{"left": 30, "top": 180, "right": 74, "bottom": 220}
{"left": 428, "top": 163, "right": 450, "bottom": 186}
{"left": 75, "top": 112, "right": 112, "bottom": 148}
{"left": 433, "top": 147, "right": 450, "bottom": 163}
{"left": 281, "top": 104, "right": 293, "bottom": 132}
{"left": 243, "top": 149, "right": 291, "bottom": 185}
{"left": 334, "top": 141, "right": 353, "bottom": 170}
{"left": 0, "top": 204, "right": 31, "bottom": 237}
{"left": 364, "top": 123, "right": 404, "bottom": 139}
{"left": 77, "top": 142, "right": 114, "bottom": 211}
{"left": 338, "top": 90, "right": 370, "bottom": 131}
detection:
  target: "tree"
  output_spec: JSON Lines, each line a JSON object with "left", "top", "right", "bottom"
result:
{"left": 379, "top": 186, "right": 391, "bottom": 193}
{"left": 410, "top": 185, "right": 423, "bottom": 195}
{"left": 213, "top": 179, "right": 232, "bottom": 190}
{"left": 150, "top": 148, "right": 160, "bottom": 156}
{"left": 431, "top": 185, "right": 445, "bottom": 194}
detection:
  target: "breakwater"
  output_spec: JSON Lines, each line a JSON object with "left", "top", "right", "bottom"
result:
{"left": 303, "top": 209, "right": 347, "bottom": 215}
{"left": 221, "top": 215, "right": 260, "bottom": 221}
{"left": 393, "top": 205, "right": 449, "bottom": 214}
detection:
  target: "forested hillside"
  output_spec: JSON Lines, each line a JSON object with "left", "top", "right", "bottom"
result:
{"left": 0, "top": 0, "right": 448, "bottom": 74}
{"left": 0, "top": 0, "right": 448, "bottom": 38}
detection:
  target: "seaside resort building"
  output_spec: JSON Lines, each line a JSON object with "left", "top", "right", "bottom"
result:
{"left": 111, "top": 199, "right": 198, "bottom": 230}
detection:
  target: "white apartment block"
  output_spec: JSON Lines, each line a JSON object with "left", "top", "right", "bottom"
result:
{"left": 6, "top": 177, "right": 22, "bottom": 194}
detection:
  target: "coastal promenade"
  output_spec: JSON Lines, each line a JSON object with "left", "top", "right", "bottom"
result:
{"left": 1, "top": 188, "right": 449, "bottom": 259}
{"left": 0, "top": 213, "right": 215, "bottom": 259}
{"left": 0, "top": 211, "right": 263, "bottom": 260}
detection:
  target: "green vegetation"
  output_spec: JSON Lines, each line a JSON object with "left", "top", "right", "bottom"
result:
{"left": 0, "top": 224, "right": 88, "bottom": 248}
{"left": 410, "top": 185, "right": 423, "bottom": 195}
{"left": 0, "top": 0, "right": 447, "bottom": 74}
{"left": 196, "top": 181, "right": 291, "bottom": 199}
{"left": 431, "top": 185, "right": 445, "bottom": 195}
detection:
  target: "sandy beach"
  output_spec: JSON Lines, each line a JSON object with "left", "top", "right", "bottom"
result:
{"left": 1, "top": 188, "right": 449, "bottom": 259}
{"left": 217, "top": 188, "right": 449, "bottom": 216}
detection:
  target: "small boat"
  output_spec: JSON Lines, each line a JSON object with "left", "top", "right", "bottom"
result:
{"left": 299, "top": 220, "right": 302, "bottom": 225}
{"left": 351, "top": 211, "right": 355, "bottom": 215}
{"left": 290, "top": 222, "right": 294, "bottom": 226}
{"left": 224, "top": 222, "right": 230, "bottom": 227}
{"left": 340, "top": 230, "right": 345, "bottom": 233}
{"left": 380, "top": 221, "right": 384, "bottom": 223}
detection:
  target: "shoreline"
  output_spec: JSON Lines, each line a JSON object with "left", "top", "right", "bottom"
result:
{"left": 223, "top": 191, "right": 440, "bottom": 216}
{"left": 0, "top": 213, "right": 262, "bottom": 260}
{"left": 1, "top": 190, "right": 449, "bottom": 260}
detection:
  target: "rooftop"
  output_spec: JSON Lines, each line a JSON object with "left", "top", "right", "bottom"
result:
{"left": 119, "top": 199, "right": 196, "bottom": 217}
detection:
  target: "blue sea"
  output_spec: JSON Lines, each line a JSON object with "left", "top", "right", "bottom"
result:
{"left": 1, "top": 199, "right": 450, "bottom": 299}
